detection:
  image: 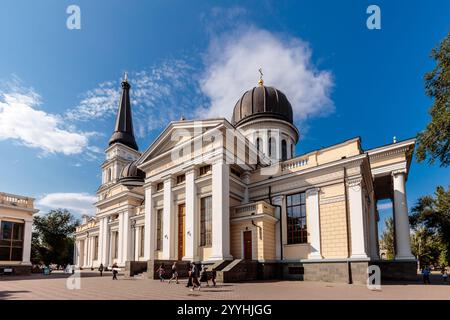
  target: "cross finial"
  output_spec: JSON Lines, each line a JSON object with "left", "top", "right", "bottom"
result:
{"left": 258, "top": 68, "right": 264, "bottom": 86}
{"left": 393, "top": 136, "right": 397, "bottom": 143}
{"left": 123, "top": 72, "right": 128, "bottom": 82}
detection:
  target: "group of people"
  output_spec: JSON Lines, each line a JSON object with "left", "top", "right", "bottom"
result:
{"left": 157, "top": 262, "right": 217, "bottom": 291}
{"left": 421, "top": 265, "right": 448, "bottom": 284}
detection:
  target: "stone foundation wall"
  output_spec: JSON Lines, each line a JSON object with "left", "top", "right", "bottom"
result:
{"left": 0, "top": 265, "right": 31, "bottom": 275}
{"left": 371, "top": 260, "right": 418, "bottom": 281}
{"left": 303, "top": 261, "right": 369, "bottom": 284}
{"left": 125, "top": 261, "right": 148, "bottom": 277}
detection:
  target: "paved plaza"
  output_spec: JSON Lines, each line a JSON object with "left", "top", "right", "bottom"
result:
{"left": 1, "top": 271, "right": 449, "bottom": 300}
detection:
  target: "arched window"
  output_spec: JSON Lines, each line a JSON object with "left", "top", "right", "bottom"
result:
{"left": 268, "top": 137, "right": 273, "bottom": 157}
{"left": 256, "top": 138, "right": 261, "bottom": 164}
{"left": 291, "top": 143, "right": 294, "bottom": 158}
{"left": 107, "top": 168, "right": 112, "bottom": 182}
{"left": 256, "top": 138, "right": 261, "bottom": 153}
{"left": 282, "top": 140, "right": 287, "bottom": 161}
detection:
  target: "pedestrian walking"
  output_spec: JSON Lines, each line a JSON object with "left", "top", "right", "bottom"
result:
{"left": 186, "top": 263, "right": 193, "bottom": 288}
{"left": 211, "top": 268, "right": 217, "bottom": 287}
{"left": 190, "top": 263, "right": 201, "bottom": 291}
{"left": 200, "top": 265, "right": 210, "bottom": 287}
{"left": 157, "top": 263, "right": 165, "bottom": 282}
{"left": 98, "top": 263, "right": 104, "bottom": 277}
{"left": 422, "top": 266, "right": 431, "bottom": 284}
{"left": 168, "top": 262, "right": 179, "bottom": 284}
{"left": 112, "top": 263, "right": 119, "bottom": 280}
{"left": 441, "top": 267, "right": 448, "bottom": 283}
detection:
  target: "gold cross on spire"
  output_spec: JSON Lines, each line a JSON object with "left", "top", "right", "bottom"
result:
{"left": 258, "top": 68, "right": 264, "bottom": 86}
{"left": 123, "top": 72, "right": 128, "bottom": 82}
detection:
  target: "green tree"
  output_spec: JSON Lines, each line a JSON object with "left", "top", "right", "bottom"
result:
{"left": 416, "top": 30, "right": 450, "bottom": 167}
{"left": 32, "top": 209, "right": 79, "bottom": 266}
{"left": 410, "top": 226, "right": 444, "bottom": 269}
{"left": 380, "top": 217, "right": 395, "bottom": 260}
{"left": 410, "top": 186, "right": 450, "bottom": 266}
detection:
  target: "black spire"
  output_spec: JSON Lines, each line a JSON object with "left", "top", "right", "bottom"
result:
{"left": 108, "top": 73, "right": 139, "bottom": 150}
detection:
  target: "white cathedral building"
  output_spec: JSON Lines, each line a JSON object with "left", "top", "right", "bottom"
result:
{"left": 75, "top": 75, "right": 417, "bottom": 283}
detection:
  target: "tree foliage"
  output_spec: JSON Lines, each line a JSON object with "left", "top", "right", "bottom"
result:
{"left": 32, "top": 209, "right": 79, "bottom": 266}
{"left": 410, "top": 186, "right": 450, "bottom": 266}
{"left": 416, "top": 30, "right": 450, "bottom": 167}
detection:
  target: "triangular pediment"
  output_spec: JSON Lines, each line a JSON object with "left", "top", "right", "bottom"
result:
{"left": 136, "top": 118, "right": 232, "bottom": 168}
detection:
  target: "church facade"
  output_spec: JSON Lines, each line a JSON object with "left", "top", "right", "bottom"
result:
{"left": 74, "top": 76, "right": 417, "bottom": 283}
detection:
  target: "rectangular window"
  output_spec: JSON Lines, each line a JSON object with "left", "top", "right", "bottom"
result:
{"left": 200, "top": 196, "right": 212, "bottom": 246}
{"left": 140, "top": 226, "right": 145, "bottom": 257}
{"left": 199, "top": 165, "right": 212, "bottom": 176}
{"left": 156, "top": 209, "right": 163, "bottom": 250}
{"left": 156, "top": 182, "right": 164, "bottom": 191}
{"left": 286, "top": 192, "right": 307, "bottom": 244}
{"left": 0, "top": 221, "right": 24, "bottom": 261}
{"left": 176, "top": 174, "right": 185, "bottom": 184}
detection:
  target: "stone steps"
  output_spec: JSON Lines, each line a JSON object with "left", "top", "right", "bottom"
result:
{"left": 216, "top": 259, "right": 258, "bottom": 283}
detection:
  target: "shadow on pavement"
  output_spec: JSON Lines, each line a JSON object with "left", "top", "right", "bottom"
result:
{"left": 0, "top": 290, "right": 30, "bottom": 299}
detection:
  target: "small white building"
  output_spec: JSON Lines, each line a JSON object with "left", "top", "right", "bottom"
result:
{"left": 0, "top": 192, "right": 38, "bottom": 274}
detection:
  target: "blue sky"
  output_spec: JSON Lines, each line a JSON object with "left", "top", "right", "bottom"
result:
{"left": 0, "top": 1, "right": 448, "bottom": 234}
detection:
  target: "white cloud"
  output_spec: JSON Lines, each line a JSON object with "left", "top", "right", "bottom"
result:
{"left": 0, "top": 80, "right": 92, "bottom": 155}
{"left": 37, "top": 192, "right": 96, "bottom": 217}
{"left": 198, "top": 26, "right": 334, "bottom": 122}
{"left": 377, "top": 202, "right": 393, "bottom": 211}
{"left": 66, "top": 60, "right": 208, "bottom": 137}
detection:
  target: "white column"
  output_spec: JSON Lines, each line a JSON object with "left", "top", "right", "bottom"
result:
{"left": 103, "top": 218, "right": 110, "bottom": 266}
{"left": 368, "top": 192, "right": 379, "bottom": 259}
{"left": 306, "top": 188, "right": 322, "bottom": 259}
{"left": 134, "top": 226, "right": 140, "bottom": 260}
{"left": 21, "top": 220, "right": 32, "bottom": 264}
{"left": 75, "top": 241, "right": 80, "bottom": 266}
{"left": 272, "top": 196, "right": 283, "bottom": 260}
{"left": 98, "top": 218, "right": 104, "bottom": 264}
{"left": 184, "top": 168, "right": 198, "bottom": 261}
{"left": 393, "top": 171, "right": 414, "bottom": 260}
{"left": 121, "top": 208, "right": 132, "bottom": 264}
{"left": 210, "top": 160, "right": 232, "bottom": 260}
{"left": 162, "top": 177, "right": 175, "bottom": 260}
{"left": 83, "top": 238, "right": 88, "bottom": 267}
{"left": 144, "top": 183, "right": 154, "bottom": 260}
{"left": 347, "top": 177, "right": 368, "bottom": 259}
{"left": 117, "top": 213, "right": 124, "bottom": 265}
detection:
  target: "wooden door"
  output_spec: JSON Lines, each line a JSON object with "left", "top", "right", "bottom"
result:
{"left": 178, "top": 204, "right": 186, "bottom": 260}
{"left": 243, "top": 231, "right": 252, "bottom": 260}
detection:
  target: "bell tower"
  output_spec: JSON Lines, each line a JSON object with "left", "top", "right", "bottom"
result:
{"left": 102, "top": 74, "right": 141, "bottom": 186}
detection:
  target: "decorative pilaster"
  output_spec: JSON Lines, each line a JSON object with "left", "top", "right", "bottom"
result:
{"left": 392, "top": 170, "right": 414, "bottom": 260}
{"left": 346, "top": 177, "right": 368, "bottom": 259}
{"left": 306, "top": 188, "right": 322, "bottom": 259}
{"left": 210, "top": 160, "right": 233, "bottom": 260}
{"left": 184, "top": 167, "right": 198, "bottom": 261}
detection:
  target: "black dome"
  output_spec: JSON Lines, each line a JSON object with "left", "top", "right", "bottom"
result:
{"left": 232, "top": 85, "right": 294, "bottom": 127}
{"left": 119, "top": 160, "right": 145, "bottom": 187}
